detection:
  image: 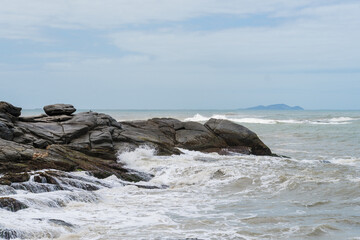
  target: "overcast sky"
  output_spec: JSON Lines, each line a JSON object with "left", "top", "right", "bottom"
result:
{"left": 0, "top": 0, "right": 359, "bottom": 109}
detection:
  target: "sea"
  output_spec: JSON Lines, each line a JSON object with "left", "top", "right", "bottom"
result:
{"left": 1, "top": 109, "right": 360, "bottom": 240}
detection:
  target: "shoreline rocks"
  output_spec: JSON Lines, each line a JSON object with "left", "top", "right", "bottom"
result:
{"left": 1, "top": 101, "right": 274, "bottom": 186}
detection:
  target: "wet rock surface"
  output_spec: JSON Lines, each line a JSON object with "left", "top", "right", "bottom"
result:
{"left": 0, "top": 101, "right": 273, "bottom": 185}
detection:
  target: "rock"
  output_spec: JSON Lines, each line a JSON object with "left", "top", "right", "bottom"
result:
{"left": 205, "top": 118, "right": 272, "bottom": 155}
{"left": 0, "top": 197, "right": 28, "bottom": 212}
{"left": 0, "top": 101, "right": 22, "bottom": 117}
{"left": 0, "top": 137, "right": 145, "bottom": 184}
{"left": 0, "top": 121, "right": 13, "bottom": 140}
{"left": 43, "top": 104, "right": 76, "bottom": 116}
{"left": 0, "top": 173, "right": 30, "bottom": 185}
{"left": 175, "top": 121, "right": 227, "bottom": 151}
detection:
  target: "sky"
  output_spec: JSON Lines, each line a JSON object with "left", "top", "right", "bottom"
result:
{"left": 0, "top": 0, "right": 359, "bottom": 110}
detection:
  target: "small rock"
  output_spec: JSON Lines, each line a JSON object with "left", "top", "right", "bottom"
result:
{"left": 43, "top": 104, "right": 76, "bottom": 116}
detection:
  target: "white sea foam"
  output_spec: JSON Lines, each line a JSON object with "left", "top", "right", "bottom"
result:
{"left": 1, "top": 135, "right": 360, "bottom": 240}
{"left": 184, "top": 114, "right": 358, "bottom": 125}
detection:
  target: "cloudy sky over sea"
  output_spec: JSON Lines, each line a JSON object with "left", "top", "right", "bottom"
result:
{"left": 0, "top": 0, "right": 359, "bottom": 109}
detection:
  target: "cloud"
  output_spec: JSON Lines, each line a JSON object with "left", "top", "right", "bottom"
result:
{"left": 0, "top": 0, "right": 353, "bottom": 38}
{"left": 109, "top": 2, "right": 360, "bottom": 72}
{"left": 0, "top": 0, "right": 359, "bottom": 109}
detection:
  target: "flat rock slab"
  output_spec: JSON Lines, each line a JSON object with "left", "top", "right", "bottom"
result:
{"left": 44, "top": 104, "right": 76, "bottom": 116}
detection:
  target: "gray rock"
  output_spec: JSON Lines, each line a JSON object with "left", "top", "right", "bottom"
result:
{"left": 175, "top": 121, "right": 227, "bottom": 150}
{"left": 205, "top": 118, "right": 272, "bottom": 155}
{"left": 0, "top": 121, "right": 13, "bottom": 140}
{"left": 43, "top": 104, "right": 76, "bottom": 116}
{"left": 0, "top": 101, "right": 22, "bottom": 117}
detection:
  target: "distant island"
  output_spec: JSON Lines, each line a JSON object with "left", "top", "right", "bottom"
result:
{"left": 245, "top": 104, "right": 304, "bottom": 110}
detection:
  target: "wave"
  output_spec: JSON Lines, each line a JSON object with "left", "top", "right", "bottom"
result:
{"left": 184, "top": 114, "right": 358, "bottom": 125}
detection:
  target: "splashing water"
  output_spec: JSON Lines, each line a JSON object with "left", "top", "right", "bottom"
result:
{"left": 2, "top": 109, "right": 360, "bottom": 239}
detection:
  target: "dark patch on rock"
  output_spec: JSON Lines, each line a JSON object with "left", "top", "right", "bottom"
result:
{"left": 0, "top": 122, "right": 13, "bottom": 141}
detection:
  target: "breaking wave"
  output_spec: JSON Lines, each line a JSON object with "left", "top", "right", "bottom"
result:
{"left": 184, "top": 114, "right": 358, "bottom": 125}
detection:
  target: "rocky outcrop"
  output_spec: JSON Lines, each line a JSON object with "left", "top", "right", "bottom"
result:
{"left": 0, "top": 101, "right": 273, "bottom": 186}
{"left": 43, "top": 104, "right": 76, "bottom": 116}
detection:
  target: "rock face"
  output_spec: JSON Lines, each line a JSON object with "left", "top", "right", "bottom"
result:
{"left": 0, "top": 101, "right": 274, "bottom": 186}
{"left": 205, "top": 119, "right": 272, "bottom": 155}
{"left": 43, "top": 104, "right": 76, "bottom": 116}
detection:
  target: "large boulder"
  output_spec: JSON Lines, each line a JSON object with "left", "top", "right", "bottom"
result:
{"left": 43, "top": 104, "right": 76, "bottom": 116}
{"left": 0, "top": 101, "right": 21, "bottom": 117}
{"left": 205, "top": 118, "right": 272, "bottom": 155}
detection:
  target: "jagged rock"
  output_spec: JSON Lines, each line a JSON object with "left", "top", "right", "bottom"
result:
{"left": 205, "top": 118, "right": 272, "bottom": 155}
{"left": 0, "top": 101, "right": 21, "bottom": 117}
{"left": 0, "top": 137, "right": 145, "bottom": 184}
{"left": 175, "top": 121, "right": 227, "bottom": 150}
{"left": 43, "top": 104, "right": 76, "bottom": 116}
{"left": 0, "top": 197, "right": 28, "bottom": 212}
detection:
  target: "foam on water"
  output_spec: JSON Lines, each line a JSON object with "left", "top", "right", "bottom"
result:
{"left": 184, "top": 114, "right": 359, "bottom": 125}
{"left": 1, "top": 147, "right": 360, "bottom": 239}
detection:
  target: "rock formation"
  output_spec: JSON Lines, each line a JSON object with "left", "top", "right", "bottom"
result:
{"left": 0, "top": 101, "right": 273, "bottom": 188}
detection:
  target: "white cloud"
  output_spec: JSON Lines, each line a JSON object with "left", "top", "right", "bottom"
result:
{"left": 1, "top": 0, "right": 359, "bottom": 73}
{"left": 0, "top": 0, "right": 350, "bottom": 38}
{"left": 109, "top": 2, "right": 360, "bottom": 72}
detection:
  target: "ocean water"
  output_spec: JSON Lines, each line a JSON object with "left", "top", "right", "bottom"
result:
{"left": 1, "top": 110, "right": 360, "bottom": 239}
